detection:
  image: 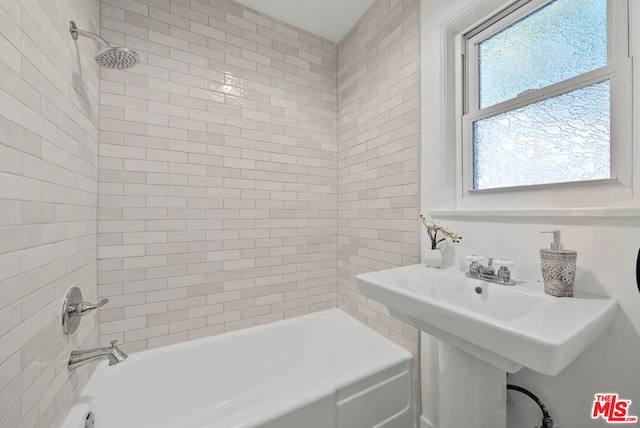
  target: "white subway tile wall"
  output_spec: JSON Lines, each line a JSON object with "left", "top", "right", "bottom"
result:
{"left": 0, "top": 0, "right": 101, "bottom": 427}
{"left": 337, "top": 0, "right": 420, "bottom": 354}
{"left": 97, "top": 0, "right": 339, "bottom": 352}
{"left": 0, "top": 0, "right": 421, "bottom": 426}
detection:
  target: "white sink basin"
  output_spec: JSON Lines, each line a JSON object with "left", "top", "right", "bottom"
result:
{"left": 357, "top": 264, "right": 617, "bottom": 375}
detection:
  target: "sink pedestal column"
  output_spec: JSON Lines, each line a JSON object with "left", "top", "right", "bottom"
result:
{"left": 422, "top": 337, "right": 507, "bottom": 428}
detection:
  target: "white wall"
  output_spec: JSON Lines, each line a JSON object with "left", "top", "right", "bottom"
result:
{"left": 420, "top": 0, "right": 640, "bottom": 426}
{"left": 97, "top": 0, "right": 338, "bottom": 352}
{"left": 337, "top": 0, "right": 421, "bottom": 421}
{"left": 337, "top": 0, "right": 421, "bottom": 355}
{"left": 0, "top": 0, "right": 416, "bottom": 427}
{"left": 0, "top": 0, "right": 101, "bottom": 427}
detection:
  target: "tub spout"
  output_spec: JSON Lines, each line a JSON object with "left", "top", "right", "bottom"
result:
{"left": 69, "top": 340, "right": 127, "bottom": 371}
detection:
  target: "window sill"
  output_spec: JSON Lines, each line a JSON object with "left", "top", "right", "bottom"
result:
{"left": 430, "top": 206, "right": 640, "bottom": 219}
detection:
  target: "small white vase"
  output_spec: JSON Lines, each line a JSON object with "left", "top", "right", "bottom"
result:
{"left": 423, "top": 249, "right": 443, "bottom": 268}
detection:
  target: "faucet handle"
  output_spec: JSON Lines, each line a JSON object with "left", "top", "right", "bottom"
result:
{"left": 74, "top": 298, "right": 109, "bottom": 316}
{"left": 494, "top": 259, "right": 515, "bottom": 284}
{"left": 62, "top": 287, "right": 110, "bottom": 335}
{"left": 465, "top": 255, "right": 484, "bottom": 263}
{"left": 493, "top": 259, "right": 515, "bottom": 268}
{"left": 109, "top": 340, "right": 119, "bottom": 348}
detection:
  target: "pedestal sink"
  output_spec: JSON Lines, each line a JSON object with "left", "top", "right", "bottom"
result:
{"left": 356, "top": 264, "right": 617, "bottom": 428}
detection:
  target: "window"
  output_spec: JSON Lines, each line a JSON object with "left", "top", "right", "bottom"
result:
{"left": 461, "top": 0, "right": 631, "bottom": 194}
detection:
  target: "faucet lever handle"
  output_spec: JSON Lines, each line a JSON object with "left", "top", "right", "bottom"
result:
{"left": 72, "top": 298, "right": 109, "bottom": 316}
{"left": 493, "top": 259, "right": 515, "bottom": 268}
{"left": 109, "top": 340, "right": 119, "bottom": 348}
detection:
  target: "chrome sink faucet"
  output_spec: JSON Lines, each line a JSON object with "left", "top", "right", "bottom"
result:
{"left": 68, "top": 340, "right": 128, "bottom": 371}
{"left": 465, "top": 255, "right": 515, "bottom": 286}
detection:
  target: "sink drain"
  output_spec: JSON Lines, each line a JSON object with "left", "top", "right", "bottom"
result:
{"left": 475, "top": 287, "right": 483, "bottom": 294}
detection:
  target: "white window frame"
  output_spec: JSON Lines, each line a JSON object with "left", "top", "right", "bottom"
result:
{"left": 452, "top": 0, "right": 633, "bottom": 211}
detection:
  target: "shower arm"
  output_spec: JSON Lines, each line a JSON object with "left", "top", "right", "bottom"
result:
{"left": 69, "top": 21, "right": 111, "bottom": 47}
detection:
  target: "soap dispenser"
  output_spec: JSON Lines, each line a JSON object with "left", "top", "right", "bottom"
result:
{"left": 540, "top": 230, "right": 577, "bottom": 297}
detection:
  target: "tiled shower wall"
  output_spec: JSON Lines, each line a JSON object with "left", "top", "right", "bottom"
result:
{"left": 0, "top": 0, "right": 420, "bottom": 425}
{"left": 97, "top": 0, "right": 338, "bottom": 351}
{"left": 337, "top": 0, "right": 420, "bottom": 353}
{"left": 0, "top": 0, "right": 100, "bottom": 427}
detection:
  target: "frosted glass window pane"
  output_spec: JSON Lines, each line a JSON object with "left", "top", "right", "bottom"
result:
{"left": 478, "top": 0, "right": 607, "bottom": 108}
{"left": 472, "top": 80, "right": 610, "bottom": 190}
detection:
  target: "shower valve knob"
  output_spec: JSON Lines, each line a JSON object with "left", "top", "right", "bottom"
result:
{"left": 72, "top": 298, "right": 109, "bottom": 316}
{"left": 62, "top": 287, "right": 109, "bottom": 335}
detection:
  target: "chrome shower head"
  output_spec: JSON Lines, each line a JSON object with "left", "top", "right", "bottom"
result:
{"left": 95, "top": 46, "right": 139, "bottom": 70}
{"left": 69, "top": 20, "right": 139, "bottom": 70}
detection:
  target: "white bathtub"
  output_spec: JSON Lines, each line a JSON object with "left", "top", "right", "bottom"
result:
{"left": 62, "top": 309, "right": 414, "bottom": 428}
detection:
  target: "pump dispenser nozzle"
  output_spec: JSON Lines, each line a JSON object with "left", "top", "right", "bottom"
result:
{"left": 541, "top": 230, "right": 564, "bottom": 251}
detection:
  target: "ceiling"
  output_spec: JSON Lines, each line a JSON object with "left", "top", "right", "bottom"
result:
{"left": 232, "top": 0, "right": 376, "bottom": 43}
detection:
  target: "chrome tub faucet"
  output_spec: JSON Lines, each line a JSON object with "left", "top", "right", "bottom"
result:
{"left": 68, "top": 340, "right": 127, "bottom": 371}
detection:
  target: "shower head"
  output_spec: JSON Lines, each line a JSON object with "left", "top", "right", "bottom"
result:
{"left": 95, "top": 46, "right": 139, "bottom": 70}
{"left": 69, "top": 20, "right": 139, "bottom": 70}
